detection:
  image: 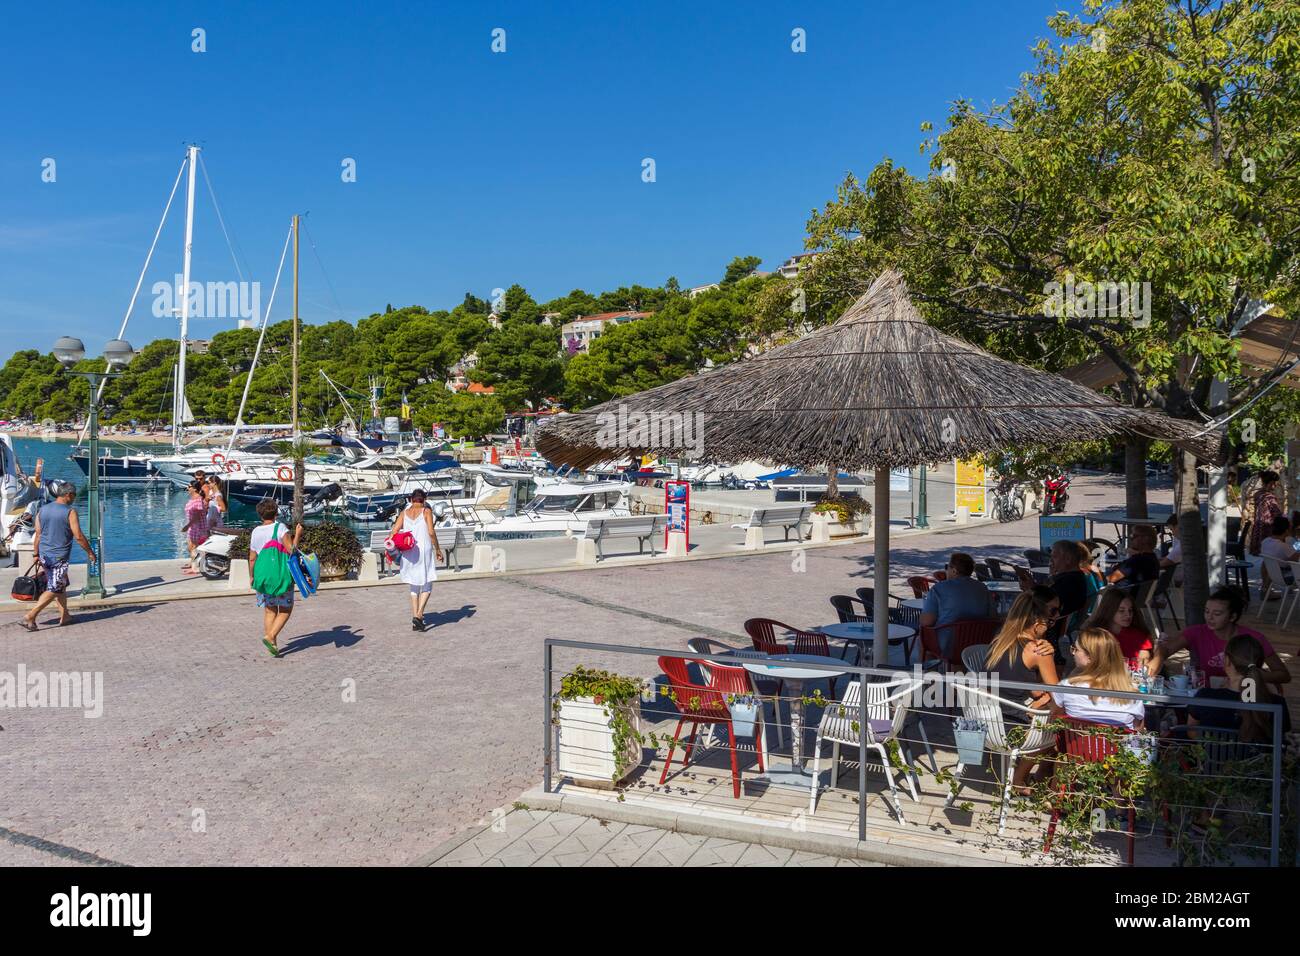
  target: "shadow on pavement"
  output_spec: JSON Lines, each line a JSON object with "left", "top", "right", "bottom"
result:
{"left": 426, "top": 604, "right": 477, "bottom": 628}
{"left": 279, "top": 624, "right": 364, "bottom": 656}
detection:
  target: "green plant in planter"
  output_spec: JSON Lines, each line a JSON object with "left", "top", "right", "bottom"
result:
{"left": 229, "top": 521, "right": 363, "bottom": 575}
{"left": 554, "top": 666, "right": 646, "bottom": 781}
{"left": 812, "top": 496, "right": 872, "bottom": 523}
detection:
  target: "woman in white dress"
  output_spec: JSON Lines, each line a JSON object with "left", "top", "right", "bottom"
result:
{"left": 391, "top": 489, "right": 443, "bottom": 630}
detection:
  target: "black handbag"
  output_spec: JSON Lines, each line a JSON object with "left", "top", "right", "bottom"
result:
{"left": 10, "top": 560, "right": 44, "bottom": 601}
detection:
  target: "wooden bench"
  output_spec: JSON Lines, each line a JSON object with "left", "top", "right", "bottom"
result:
{"left": 581, "top": 514, "right": 668, "bottom": 561}
{"left": 732, "top": 505, "right": 811, "bottom": 549}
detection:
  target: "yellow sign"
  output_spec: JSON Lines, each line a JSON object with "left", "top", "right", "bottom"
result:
{"left": 955, "top": 459, "right": 985, "bottom": 487}
{"left": 955, "top": 485, "right": 986, "bottom": 515}
{"left": 955, "top": 458, "right": 986, "bottom": 516}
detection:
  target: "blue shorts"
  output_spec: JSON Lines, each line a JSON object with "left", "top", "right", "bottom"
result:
{"left": 256, "top": 590, "right": 295, "bottom": 610}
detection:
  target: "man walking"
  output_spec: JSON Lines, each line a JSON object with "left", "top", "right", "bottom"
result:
{"left": 20, "top": 482, "right": 95, "bottom": 631}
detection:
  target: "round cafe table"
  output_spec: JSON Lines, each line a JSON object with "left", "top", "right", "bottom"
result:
{"left": 984, "top": 580, "right": 1022, "bottom": 614}
{"left": 901, "top": 597, "right": 926, "bottom": 611}
{"left": 815, "top": 621, "right": 916, "bottom": 667}
{"left": 726, "top": 652, "right": 846, "bottom": 788}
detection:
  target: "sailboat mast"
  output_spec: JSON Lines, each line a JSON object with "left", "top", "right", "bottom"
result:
{"left": 175, "top": 144, "right": 199, "bottom": 450}
{"left": 292, "top": 214, "right": 300, "bottom": 441}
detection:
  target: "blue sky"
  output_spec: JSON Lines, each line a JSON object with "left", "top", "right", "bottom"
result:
{"left": 1, "top": 0, "right": 1071, "bottom": 354}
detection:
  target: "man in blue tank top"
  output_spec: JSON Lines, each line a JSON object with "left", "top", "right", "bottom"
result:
{"left": 20, "top": 482, "right": 95, "bottom": 631}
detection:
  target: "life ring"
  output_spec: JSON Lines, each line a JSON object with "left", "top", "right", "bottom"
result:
{"left": 276, "top": 466, "right": 293, "bottom": 482}
{"left": 210, "top": 452, "right": 226, "bottom": 466}
{"left": 225, "top": 460, "right": 242, "bottom": 473}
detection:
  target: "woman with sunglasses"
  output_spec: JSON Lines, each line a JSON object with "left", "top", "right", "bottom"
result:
{"left": 984, "top": 585, "right": 1062, "bottom": 790}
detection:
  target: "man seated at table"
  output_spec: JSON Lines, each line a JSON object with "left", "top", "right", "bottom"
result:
{"left": 1259, "top": 515, "right": 1299, "bottom": 597}
{"left": 1048, "top": 540, "right": 1093, "bottom": 626}
{"left": 919, "top": 551, "right": 995, "bottom": 655}
{"left": 1106, "top": 524, "right": 1161, "bottom": 589}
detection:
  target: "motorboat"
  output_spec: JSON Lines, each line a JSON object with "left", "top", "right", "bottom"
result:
{"left": 472, "top": 481, "right": 631, "bottom": 540}
{"left": 69, "top": 446, "right": 159, "bottom": 482}
{"left": 1, "top": 434, "right": 44, "bottom": 563}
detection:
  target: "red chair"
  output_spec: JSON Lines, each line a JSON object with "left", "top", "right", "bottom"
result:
{"left": 919, "top": 618, "right": 1002, "bottom": 671}
{"left": 658, "top": 657, "right": 765, "bottom": 798}
{"left": 1043, "top": 717, "right": 1137, "bottom": 865}
{"left": 907, "top": 576, "right": 934, "bottom": 598}
{"left": 933, "top": 570, "right": 948, "bottom": 582}
{"left": 743, "top": 618, "right": 837, "bottom": 695}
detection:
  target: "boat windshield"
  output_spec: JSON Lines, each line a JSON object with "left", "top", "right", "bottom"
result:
{"left": 524, "top": 494, "right": 583, "bottom": 513}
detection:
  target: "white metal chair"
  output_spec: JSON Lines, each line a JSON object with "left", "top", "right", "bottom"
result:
{"left": 808, "top": 676, "right": 920, "bottom": 822}
{"left": 943, "top": 683, "right": 1056, "bottom": 835}
{"left": 1257, "top": 556, "right": 1299, "bottom": 624}
{"left": 960, "top": 643, "right": 989, "bottom": 673}
{"left": 1284, "top": 561, "right": 1300, "bottom": 628}
{"left": 686, "top": 638, "right": 785, "bottom": 748}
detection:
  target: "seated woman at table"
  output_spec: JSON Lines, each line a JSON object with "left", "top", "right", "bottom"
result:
{"left": 1186, "top": 634, "right": 1292, "bottom": 743}
{"left": 1148, "top": 588, "right": 1290, "bottom": 690}
{"left": 1106, "top": 524, "right": 1161, "bottom": 589}
{"left": 1083, "top": 588, "right": 1153, "bottom": 669}
{"left": 984, "top": 586, "right": 1062, "bottom": 789}
{"left": 1050, "top": 627, "right": 1146, "bottom": 730}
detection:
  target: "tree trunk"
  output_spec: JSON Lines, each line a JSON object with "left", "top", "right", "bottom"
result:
{"left": 826, "top": 460, "right": 839, "bottom": 500}
{"left": 1124, "top": 437, "right": 1148, "bottom": 518}
{"left": 293, "top": 457, "right": 305, "bottom": 526}
{"left": 1177, "top": 450, "right": 1208, "bottom": 627}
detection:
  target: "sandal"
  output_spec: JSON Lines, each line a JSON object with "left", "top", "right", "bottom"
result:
{"left": 19, "top": 618, "right": 38, "bottom": 632}
{"left": 261, "top": 639, "right": 280, "bottom": 658}
{"left": 57, "top": 616, "right": 74, "bottom": 627}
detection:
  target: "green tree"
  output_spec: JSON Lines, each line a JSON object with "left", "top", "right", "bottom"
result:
{"left": 472, "top": 319, "right": 563, "bottom": 411}
{"left": 722, "top": 255, "right": 762, "bottom": 285}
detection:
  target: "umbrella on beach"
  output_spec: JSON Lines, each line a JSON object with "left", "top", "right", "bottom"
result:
{"left": 538, "top": 269, "right": 1222, "bottom": 663}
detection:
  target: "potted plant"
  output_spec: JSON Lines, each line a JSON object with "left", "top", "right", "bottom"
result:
{"left": 229, "top": 520, "right": 363, "bottom": 581}
{"left": 812, "top": 496, "right": 872, "bottom": 537}
{"left": 299, "top": 521, "right": 363, "bottom": 580}
{"left": 726, "top": 694, "right": 760, "bottom": 738}
{"left": 553, "top": 666, "right": 645, "bottom": 787}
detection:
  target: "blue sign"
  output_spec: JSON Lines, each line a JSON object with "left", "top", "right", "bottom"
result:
{"left": 1039, "top": 513, "right": 1086, "bottom": 552}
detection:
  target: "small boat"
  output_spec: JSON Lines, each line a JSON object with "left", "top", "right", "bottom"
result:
{"left": 69, "top": 447, "right": 158, "bottom": 482}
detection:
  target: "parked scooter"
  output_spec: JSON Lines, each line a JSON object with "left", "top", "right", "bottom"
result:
{"left": 1042, "top": 472, "right": 1071, "bottom": 515}
{"left": 194, "top": 529, "right": 236, "bottom": 580}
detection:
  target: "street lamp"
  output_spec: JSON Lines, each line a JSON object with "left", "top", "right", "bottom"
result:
{"left": 55, "top": 336, "right": 135, "bottom": 598}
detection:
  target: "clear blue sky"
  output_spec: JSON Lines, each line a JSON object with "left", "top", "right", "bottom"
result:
{"left": 1, "top": 0, "right": 1071, "bottom": 354}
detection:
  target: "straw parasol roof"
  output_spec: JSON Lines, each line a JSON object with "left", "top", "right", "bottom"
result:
{"left": 537, "top": 269, "right": 1223, "bottom": 470}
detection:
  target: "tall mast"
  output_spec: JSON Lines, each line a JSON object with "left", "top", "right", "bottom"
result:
{"left": 292, "top": 214, "right": 300, "bottom": 441}
{"left": 175, "top": 144, "right": 199, "bottom": 450}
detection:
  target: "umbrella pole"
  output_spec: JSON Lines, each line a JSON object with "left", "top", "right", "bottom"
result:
{"left": 873, "top": 467, "right": 890, "bottom": 667}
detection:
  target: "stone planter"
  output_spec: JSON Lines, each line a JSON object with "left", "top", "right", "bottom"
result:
{"left": 556, "top": 696, "right": 643, "bottom": 788}
{"left": 319, "top": 560, "right": 354, "bottom": 582}
{"left": 812, "top": 511, "right": 865, "bottom": 539}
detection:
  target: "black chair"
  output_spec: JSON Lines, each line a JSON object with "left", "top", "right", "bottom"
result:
{"left": 829, "top": 594, "right": 868, "bottom": 624}
{"left": 888, "top": 604, "right": 923, "bottom": 665}
{"left": 974, "top": 564, "right": 991, "bottom": 582}
{"left": 1024, "top": 549, "right": 1051, "bottom": 568}
{"left": 1150, "top": 565, "right": 1181, "bottom": 631}
{"left": 855, "top": 586, "right": 902, "bottom": 615}
{"left": 984, "top": 558, "right": 1016, "bottom": 581}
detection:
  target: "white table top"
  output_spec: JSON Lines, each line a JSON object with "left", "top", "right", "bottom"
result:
{"left": 816, "top": 621, "right": 915, "bottom": 642}
{"left": 985, "top": 581, "right": 1023, "bottom": 592}
{"left": 1086, "top": 512, "right": 1173, "bottom": 527}
{"left": 901, "top": 597, "right": 926, "bottom": 610}
{"left": 729, "top": 652, "right": 848, "bottom": 681}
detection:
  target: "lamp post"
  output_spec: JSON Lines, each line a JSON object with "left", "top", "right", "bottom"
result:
{"left": 54, "top": 336, "right": 135, "bottom": 599}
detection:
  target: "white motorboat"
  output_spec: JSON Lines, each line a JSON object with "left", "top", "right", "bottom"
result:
{"left": 1, "top": 434, "right": 44, "bottom": 563}
{"left": 472, "top": 481, "right": 631, "bottom": 540}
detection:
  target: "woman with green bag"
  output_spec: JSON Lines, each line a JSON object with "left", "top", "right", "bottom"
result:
{"left": 248, "top": 498, "right": 303, "bottom": 657}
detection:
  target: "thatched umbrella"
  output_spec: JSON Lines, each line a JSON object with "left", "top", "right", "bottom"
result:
{"left": 538, "top": 270, "right": 1221, "bottom": 663}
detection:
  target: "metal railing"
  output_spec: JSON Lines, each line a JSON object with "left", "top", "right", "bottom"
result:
{"left": 542, "top": 637, "right": 1290, "bottom": 866}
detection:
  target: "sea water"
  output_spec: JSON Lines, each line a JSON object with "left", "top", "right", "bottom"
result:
{"left": 10, "top": 437, "right": 375, "bottom": 564}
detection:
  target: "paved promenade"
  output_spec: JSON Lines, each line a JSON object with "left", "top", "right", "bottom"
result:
{"left": 2, "top": 472, "right": 1227, "bottom": 866}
